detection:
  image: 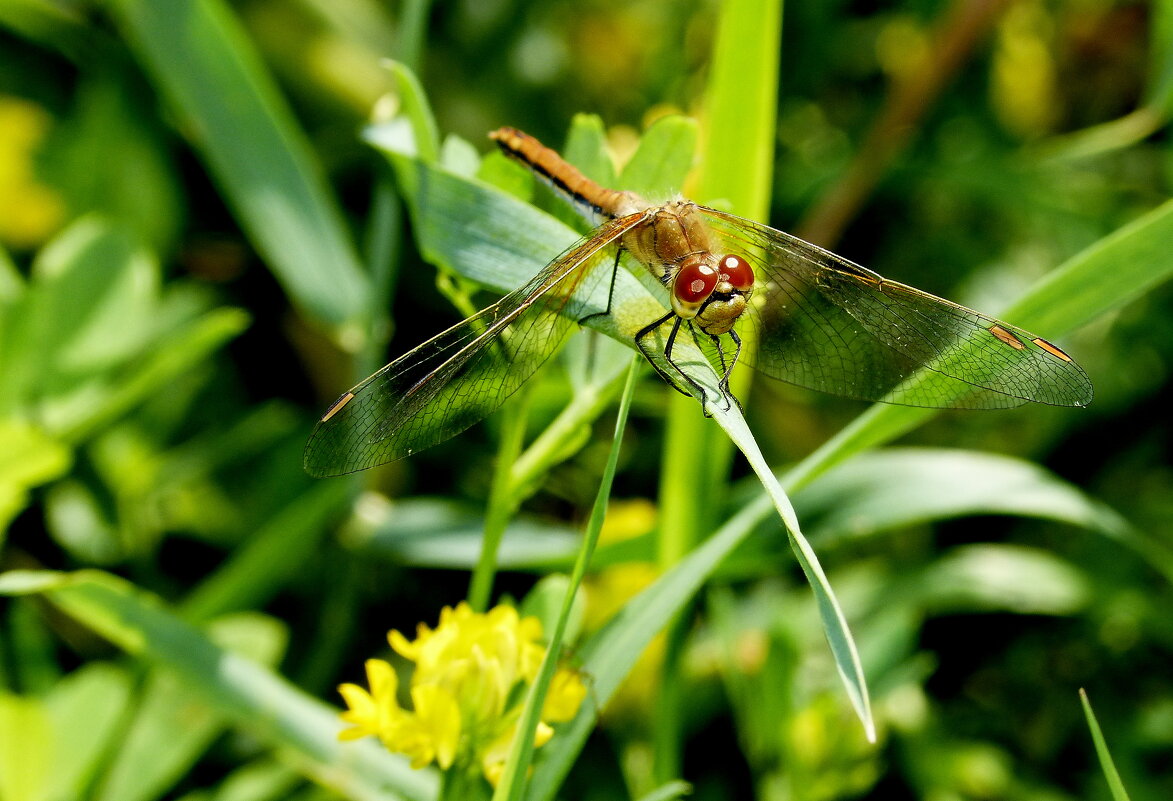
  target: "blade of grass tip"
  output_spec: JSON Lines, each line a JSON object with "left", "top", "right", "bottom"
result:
{"left": 387, "top": 61, "right": 440, "bottom": 164}
{"left": 709, "top": 400, "right": 874, "bottom": 740}
{"left": 468, "top": 381, "right": 535, "bottom": 613}
{"left": 492, "top": 358, "right": 640, "bottom": 801}
{"left": 1080, "top": 689, "right": 1134, "bottom": 801}
{"left": 106, "top": 0, "right": 369, "bottom": 340}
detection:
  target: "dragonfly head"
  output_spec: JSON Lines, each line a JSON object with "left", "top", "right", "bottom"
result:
{"left": 670, "top": 253, "right": 754, "bottom": 334}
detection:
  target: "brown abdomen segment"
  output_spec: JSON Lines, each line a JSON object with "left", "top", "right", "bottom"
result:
{"left": 490, "top": 127, "right": 632, "bottom": 218}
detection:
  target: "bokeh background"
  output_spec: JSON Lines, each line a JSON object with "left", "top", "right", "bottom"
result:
{"left": 2, "top": 0, "right": 1171, "bottom": 799}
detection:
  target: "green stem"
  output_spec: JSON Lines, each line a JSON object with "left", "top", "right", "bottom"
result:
{"left": 491, "top": 357, "right": 641, "bottom": 801}
{"left": 468, "top": 384, "right": 534, "bottom": 613}
{"left": 508, "top": 364, "right": 630, "bottom": 498}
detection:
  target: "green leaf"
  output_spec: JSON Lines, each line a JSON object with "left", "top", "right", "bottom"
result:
{"left": 708, "top": 398, "right": 873, "bottom": 739}
{"left": 921, "top": 544, "right": 1091, "bottom": 615}
{"left": 95, "top": 666, "right": 225, "bottom": 801}
{"left": 0, "top": 691, "right": 53, "bottom": 801}
{"left": 0, "top": 421, "right": 71, "bottom": 535}
{"left": 51, "top": 306, "right": 250, "bottom": 442}
{"left": 618, "top": 116, "right": 697, "bottom": 198}
{"left": 387, "top": 61, "right": 440, "bottom": 164}
{"left": 797, "top": 448, "right": 1133, "bottom": 543}
{"left": 1146, "top": 0, "right": 1173, "bottom": 114}
{"left": 106, "top": 0, "right": 370, "bottom": 337}
{"left": 92, "top": 615, "right": 289, "bottom": 801}
{"left": 44, "top": 664, "right": 134, "bottom": 801}
{"left": 1080, "top": 688, "right": 1134, "bottom": 801}
{"left": 1, "top": 218, "right": 158, "bottom": 411}
{"left": 562, "top": 114, "right": 616, "bottom": 187}
{"left": 0, "top": 570, "right": 437, "bottom": 801}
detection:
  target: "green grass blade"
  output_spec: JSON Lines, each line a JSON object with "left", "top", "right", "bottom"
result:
{"left": 654, "top": 0, "right": 780, "bottom": 775}
{"left": 180, "top": 481, "right": 355, "bottom": 624}
{"left": 106, "top": 0, "right": 370, "bottom": 337}
{"left": 1145, "top": 0, "right": 1173, "bottom": 114}
{"left": 1080, "top": 689, "right": 1133, "bottom": 801}
{"left": 494, "top": 359, "right": 640, "bottom": 801}
{"left": 709, "top": 399, "right": 873, "bottom": 739}
{"left": 693, "top": 0, "right": 780, "bottom": 218}
{"left": 0, "top": 570, "right": 436, "bottom": 801}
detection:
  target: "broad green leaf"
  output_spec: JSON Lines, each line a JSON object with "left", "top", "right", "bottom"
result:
{"left": 388, "top": 61, "right": 439, "bottom": 164}
{"left": 51, "top": 307, "right": 250, "bottom": 442}
{"left": 0, "top": 570, "right": 437, "bottom": 801}
{"left": 356, "top": 498, "right": 581, "bottom": 569}
{"left": 563, "top": 114, "right": 616, "bottom": 187}
{"left": 95, "top": 667, "right": 225, "bottom": 801}
{"left": 106, "top": 0, "right": 370, "bottom": 338}
{"left": 0, "top": 691, "right": 52, "bottom": 801}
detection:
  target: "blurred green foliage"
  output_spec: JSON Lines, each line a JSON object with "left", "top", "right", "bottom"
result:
{"left": 1, "top": 1, "right": 1172, "bottom": 800}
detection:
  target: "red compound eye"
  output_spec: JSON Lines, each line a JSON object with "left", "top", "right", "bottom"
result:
{"left": 718, "top": 254, "right": 754, "bottom": 291}
{"left": 673, "top": 261, "right": 719, "bottom": 304}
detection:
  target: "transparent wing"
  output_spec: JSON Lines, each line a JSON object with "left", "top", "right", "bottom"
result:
{"left": 304, "top": 214, "right": 644, "bottom": 476}
{"left": 699, "top": 208, "right": 1093, "bottom": 409}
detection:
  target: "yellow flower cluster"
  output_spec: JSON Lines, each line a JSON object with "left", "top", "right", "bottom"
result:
{"left": 338, "top": 603, "right": 587, "bottom": 786}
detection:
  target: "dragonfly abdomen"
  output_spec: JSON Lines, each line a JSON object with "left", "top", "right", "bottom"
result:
{"left": 491, "top": 127, "right": 643, "bottom": 219}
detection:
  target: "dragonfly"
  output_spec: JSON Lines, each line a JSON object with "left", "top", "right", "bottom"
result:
{"left": 304, "top": 127, "right": 1092, "bottom": 477}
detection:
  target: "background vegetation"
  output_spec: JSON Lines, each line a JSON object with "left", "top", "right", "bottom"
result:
{"left": 1, "top": 0, "right": 1171, "bottom": 799}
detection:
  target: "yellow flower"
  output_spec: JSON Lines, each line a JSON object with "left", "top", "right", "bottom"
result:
{"left": 339, "top": 602, "right": 587, "bottom": 787}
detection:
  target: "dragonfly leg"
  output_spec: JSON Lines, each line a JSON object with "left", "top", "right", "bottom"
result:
{"left": 713, "top": 330, "right": 744, "bottom": 413}
{"left": 636, "top": 311, "right": 703, "bottom": 401}
{"left": 663, "top": 318, "right": 711, "bottom": 408}
{"left": 579, "top": 248, "right": 623, "bottom": 325}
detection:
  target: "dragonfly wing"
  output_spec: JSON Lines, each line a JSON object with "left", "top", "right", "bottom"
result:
{"left": 304, "top": 214, "right": 643, "bottom": 476}
{"left": 700, "top": 208, "right": 1092, "bottom": 409}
